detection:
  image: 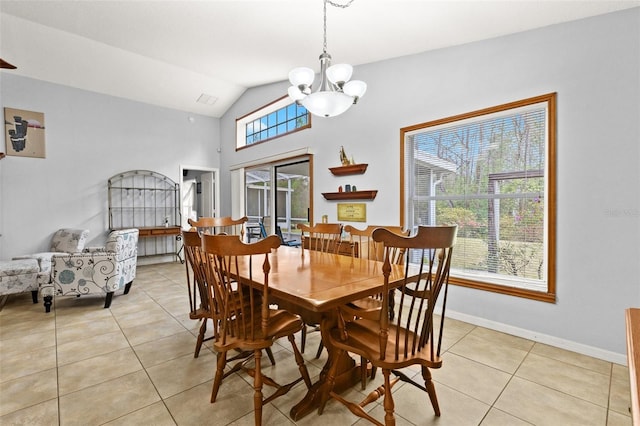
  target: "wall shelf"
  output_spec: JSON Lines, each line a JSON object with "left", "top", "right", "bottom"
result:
{"left": 322, "top": 190, "right": 378, "bottom": 201}
{"left": 328, "top": 163, "right": 368, "bottom": 176}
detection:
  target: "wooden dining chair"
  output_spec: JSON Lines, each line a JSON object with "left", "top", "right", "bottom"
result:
{"left": 296, "top": 222, "right": 343, "bottom": 356}
{"left": 344, "top": 225, "right": 410, "bottom": 387}
{"left": 182, "top": 230, "right": 276, "bottom": 364}
{"left": 182, "top": 230, "right": 212, "bottom": 358}
{"left": 201, "top": 234, "right": 312, "bottom": 425}
{"left": 319, "top": 225, "right": 457, "bottom": 425}
{"left": 297, "top": 222, "right": 342, "bottom": 254}
{"left": 188, "top": 216, "right": 248, "bottom": 239}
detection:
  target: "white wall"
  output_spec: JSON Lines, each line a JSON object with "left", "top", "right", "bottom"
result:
{"left": 219, "top": 8, "right": 640, "bottom": 360}
{"left": 0, "top": 75, "right": 221, "bottom": 257}
{"left": 0, "top": 7, "right": 637, "bottom": 361}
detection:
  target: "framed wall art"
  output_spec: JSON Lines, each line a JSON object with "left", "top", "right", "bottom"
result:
{"left": 337, "top": 203, "right": 366, "bottom": 222}
{"left": 4, "top": 107, "right": 46, "bottom": 158}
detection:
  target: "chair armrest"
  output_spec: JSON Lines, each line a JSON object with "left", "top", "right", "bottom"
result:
{"left": 51, "top": 252, "right": 121, "bottom": 294}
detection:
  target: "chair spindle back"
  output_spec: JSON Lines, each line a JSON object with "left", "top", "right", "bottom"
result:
{"left": 201, "top": 234, "right": 281, "bottom": 345}
{"left": 298, "top": 223, "right": 342, "bottom": 254}
{"left": 188, "top": 216, "right": 248, "bottom": 239}
{"left": 345, "top": 225, "right": 409, "bottom": 262}
{"left": 182, "top": 230, "right": 210, "bottom": 320}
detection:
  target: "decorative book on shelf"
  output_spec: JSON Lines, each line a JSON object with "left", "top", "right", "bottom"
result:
{"left": 322, "top": 190, "right": 378, "bottom": 201}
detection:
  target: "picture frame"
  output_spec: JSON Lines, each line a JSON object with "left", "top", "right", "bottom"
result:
{"left": 337, "top": 203, "right": 366, "bottom": 222}
{"left": 4, "top": 107, "right": 46, "bottom": 158}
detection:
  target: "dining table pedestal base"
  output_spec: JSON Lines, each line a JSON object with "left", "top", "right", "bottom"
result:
{"left": 290, "top": 352, "right": 363, "bottom": 420}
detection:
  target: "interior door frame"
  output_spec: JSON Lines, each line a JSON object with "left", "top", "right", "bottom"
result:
{"left": 179, "top": 165, "right": 220, "bottom": 229}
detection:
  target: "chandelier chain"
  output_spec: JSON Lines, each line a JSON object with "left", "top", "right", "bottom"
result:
{"left": 323, "top": 0, "right": 355, "bottom": 53}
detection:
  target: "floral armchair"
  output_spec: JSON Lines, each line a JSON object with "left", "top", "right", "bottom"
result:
{"left": 42, "top": 229, "right": 139, "bottom": 312}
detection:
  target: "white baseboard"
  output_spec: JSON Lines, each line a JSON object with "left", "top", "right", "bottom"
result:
{"left": 137, "top": 254, "right": 178, "bottom": 266}
{"left": 446, "top": 309, "right": 628, "bottom": 366}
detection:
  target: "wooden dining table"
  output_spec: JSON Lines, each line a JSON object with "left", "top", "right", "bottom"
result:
{"left": 233, "top": 245, "right": 418, "bottom": 420}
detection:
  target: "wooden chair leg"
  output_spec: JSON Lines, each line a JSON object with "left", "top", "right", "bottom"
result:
{"left": 288, "top": 334, "right": 312, "bottom": 389}
{"left": 301, "top": 326, "right": 307, "bottom": 353}
{"left": 382, "top": 369, "right": 396, "bottom": 425}
{"left": 265, "top": 347, "right": 276, "bottom": 365}
{"left": 360, "top": 355, "right": 367, "bottom": 390}
{"left": 211, "top": 351, "right": 227, "bottom": 403}
{"left": 253, "top": 349, "right": 263, "bottom": 426}
{"left": 124, "top": 281, "right": 133, "bottom": 294}
{"left": 194, "top": 319, "right": 207, "bottom": 358}
{"left": 31, "top": 290, "right": 38, "bottom": 304}
{"left": 422, "top": 366, "right": 440, "bottom": 416}
{"left": 315, "top": 340, "right": 324, "bottom": 359}
{"left": 104, "top": 292, "right": 114, "bottom": 308}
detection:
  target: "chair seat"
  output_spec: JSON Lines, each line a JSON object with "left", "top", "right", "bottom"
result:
{"left": 347, "top": 297, "right": 384, "bottom": 315}
{"left": 214, "top": 309, "right": 304, "bottom": 351}
{"left": 329, "top": 318, "right": 443, "bottom": 370}
{"left": 189, "top": 306, "right": 209, "bottom": 320}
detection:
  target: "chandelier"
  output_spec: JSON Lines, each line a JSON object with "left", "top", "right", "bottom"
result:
{"left": 287, "top": 0, "right": 366, "bottom": 118}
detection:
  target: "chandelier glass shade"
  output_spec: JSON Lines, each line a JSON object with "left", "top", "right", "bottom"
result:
{"left": 287, "top": 0, "right": 366, "bottom": 118}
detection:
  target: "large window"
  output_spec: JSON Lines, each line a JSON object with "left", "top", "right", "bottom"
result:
{"left": 401, "top": 93, "right": 556, "bottom": 302}
{"left": 236, "top": 96, "right": 310, "bottom": 149}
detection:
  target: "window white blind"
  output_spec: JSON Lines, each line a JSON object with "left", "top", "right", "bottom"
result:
{"left": 404, "top": 101, "right": 550, "bottom": 292}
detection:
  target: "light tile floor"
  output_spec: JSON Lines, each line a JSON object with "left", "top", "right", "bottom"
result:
{"left": 0, "top": 262, "right": 632, "bottom": 425}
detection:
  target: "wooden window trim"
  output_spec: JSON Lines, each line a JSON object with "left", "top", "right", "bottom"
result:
{"left": 400, "top": 93, "right": 557, "bottom": 302}
{"left": 235, "top": 95, "right": 311, "bottom": 151}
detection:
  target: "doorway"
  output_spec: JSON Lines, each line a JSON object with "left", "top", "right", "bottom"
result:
{"left": 179, "top": 165, "right": 219, "bottom": 229}
{"left": 244, "top": 158, "right": 310, "bottom": 241}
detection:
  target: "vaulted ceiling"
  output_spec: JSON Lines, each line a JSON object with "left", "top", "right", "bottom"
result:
{"left": 1, "top": 0, "right": 638, "bottom": 117}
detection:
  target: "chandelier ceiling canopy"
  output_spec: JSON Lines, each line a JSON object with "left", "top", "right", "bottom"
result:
{"left": 287, "top": 0, "right": 366, "bottom": 118}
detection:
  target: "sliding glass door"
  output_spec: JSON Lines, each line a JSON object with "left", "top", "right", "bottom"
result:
{"left": 245, "top": 158, "right": 310, "bottom": 242}
{"left": 275, "top": 161, "right": 309, "bottom": 240}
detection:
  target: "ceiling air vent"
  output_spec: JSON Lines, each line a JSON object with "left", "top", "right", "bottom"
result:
{"left": 196, "top": 93, "right": 218, "bottom": 105}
